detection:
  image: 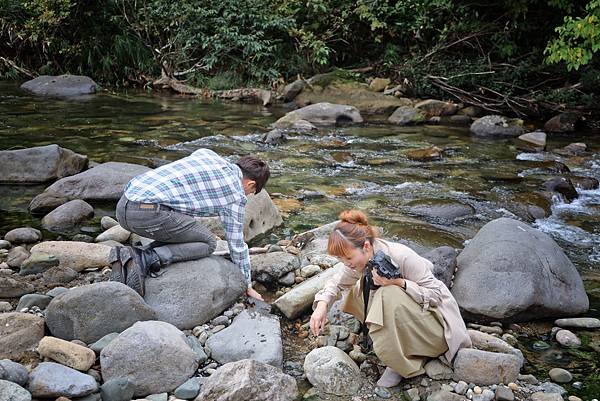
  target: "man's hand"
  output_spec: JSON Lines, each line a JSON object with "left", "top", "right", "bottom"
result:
{"left": 246, "top": 287, "right": 264, "bottom": 301}
{"left": 372, "top": 269, "right": 405, "bottom": 288}
{"left": 310, "top": 301, "right": 328, "bottom": 336}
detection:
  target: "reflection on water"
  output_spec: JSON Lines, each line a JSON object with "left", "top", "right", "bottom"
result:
{"left": 1, "top": 81, "right": 599, "bottom": 274}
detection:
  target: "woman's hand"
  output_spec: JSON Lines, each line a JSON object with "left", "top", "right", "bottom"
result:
{"left": 372, "top": 269, "right": 405, "bottom": 289}
{"left": 246, "top": 287, "right": 264, "bottom": 301}
{"left": 310, "top": 301, "right": 328, "bottom": 336}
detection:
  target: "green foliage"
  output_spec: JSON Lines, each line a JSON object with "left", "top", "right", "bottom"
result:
{"left": 545, "top": 1, "right": 600, "bottom": 70}
{"left": 0, "top": 0, "right": 598, "bottom": 110}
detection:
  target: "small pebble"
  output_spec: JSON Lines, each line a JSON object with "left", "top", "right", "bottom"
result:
{"left": 473, "top": 386, "right": 482, "bottom": 394}
{"left": 192, "top": 326, "right": 204, "bottom": 337}
{"left": 571, "top": 381, "right": 582, "bottom": 390}
{"left": 568, "top": 397, "right": 583, "bottom": 401}
{"left": 420, "top": 378, "right": 429, "bottom": 387}
{"left": 211, "top": 325, "right": 226, "bottom": 334}
{"left": 205, "top": 368, "right": 216, "bottom": 375}
{"left": 507, "top": 382, "right": 519, "bottom": 391}
{"left": 454, "top": 381, "right": 468, "bottom": 395}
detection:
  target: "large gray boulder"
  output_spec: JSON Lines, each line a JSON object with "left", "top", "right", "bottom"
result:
{"left": 42, "top": 200, "right": 94, "bottom": 232}
{"left": 31, "top": 241, "right": 111, "bottom": 272}
{"left": 0, "top": 313, "right": 45, "bottom": 360}
{"left": 197, "top": 190, "right": 283, "bottom": 242}
{"left": 144, "top": 257, "right": 246, "bottom": 330}
{"left": 0, "top": 380, "right": 32, "bottom": 401}
{"left": 46, "top": 282, "right": 156, "bottom": 343}
{"left": 272, "top": 102, "right": 363, "bottom": 128}
{"left": 28, "top": 362, "right": 98, "bottom": 398}
{"left": 100, "top": 321, "right": 198, "bottom": 397}
{"left": 250, "top": 252, "right": 299, "bottom": 283}
{"left": 452, "top": 218, "right": 588, "bottom": 321}
{"left": 0, "top": 145, "right": 88, "bottom": 184}
{"left": 21, "top": 75, "right": 97, "bottom": 97}
{"left": 196, "top": 359, "right": 298, "bottom": 401}
{"left": 30, "top": 162, "right": 150, "bottom": 212}
{"left": 273, "top": 264, "right": 341, "bottom": 319}
{"left": 205, "top": 310, "right": 283, "bottom": 368}
{"left": 304, "top": 346, "right": 361, "bottom": 396}
{"left": 470, "top": 115, "right": 524, "bottom": 138}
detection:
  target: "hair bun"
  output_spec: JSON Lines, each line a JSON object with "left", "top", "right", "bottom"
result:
{"left": 339, "top": 209, "right": 369, "bottom": 226}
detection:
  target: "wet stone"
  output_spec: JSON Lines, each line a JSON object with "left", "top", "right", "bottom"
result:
{"left": 554, "top": 317, "right": 600, "bottom": 329}
{"left": 374, "top": 386, "right": 391, "bottom": 399}
{"left": 533, "top": 341, "right": 551, "bottom": 350}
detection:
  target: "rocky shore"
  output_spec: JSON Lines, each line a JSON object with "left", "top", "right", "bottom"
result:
{"left": 0, "top": 75, "right": 598, "bottom": 401}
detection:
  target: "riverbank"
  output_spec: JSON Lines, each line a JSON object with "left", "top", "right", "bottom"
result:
{"left": 1, "top": 79, "right": 599, "bottom": 401}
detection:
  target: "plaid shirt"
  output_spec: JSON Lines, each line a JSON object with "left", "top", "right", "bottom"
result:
{"left": 124, "top": 148, "right": 251, "bottom": 285}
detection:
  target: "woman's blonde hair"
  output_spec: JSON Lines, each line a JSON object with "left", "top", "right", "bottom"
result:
{"left": 327, "top": 209, "right": 378, "bottom": 258}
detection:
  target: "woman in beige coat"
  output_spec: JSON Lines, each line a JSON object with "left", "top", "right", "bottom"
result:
{"left": 310, "top": 210, "right": 471, "bottom": 387}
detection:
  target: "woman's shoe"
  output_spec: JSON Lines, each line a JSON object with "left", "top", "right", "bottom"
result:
{"left": 376, "top": 367, "right": 402, "bottom": 388}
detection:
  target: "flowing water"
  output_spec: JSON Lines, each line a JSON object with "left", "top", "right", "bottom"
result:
{"left": 1, "top": 81, "right": 599, "bottom": 397}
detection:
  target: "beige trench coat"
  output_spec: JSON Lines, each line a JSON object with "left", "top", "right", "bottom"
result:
{"left": 313, "top": 238, "right": 472, "bottom": 362}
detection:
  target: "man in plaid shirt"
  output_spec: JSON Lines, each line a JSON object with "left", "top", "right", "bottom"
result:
{"left": 111, "top": 148, "right": 269, "bottom": 300}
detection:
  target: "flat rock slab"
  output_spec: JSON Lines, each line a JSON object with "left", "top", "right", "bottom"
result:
{"left": 0, "top": 144, "right": 88, "bottom": 184}
{"left": 21, "top": 75, "right": 97, "bottom": 97}
{"left": 30, "top": 162, "right": 151, "bottom": 211}
{"left": 28, "top": 362, "right": 98, "bottom": 398}
{"left": 272, "top": 102, "right": 363, "bottom": 128}
{"left": 46, "top": 282, "right": 155, "bottom": 343}
{"left": 554, "top": 317, "right": 600, "bottom": 329}
{"left": 144, "top": 257, "right": 246, "bottom": 330}
{"left": 0, "top": 312, "right": 44, "bottom": 360}
{"left": 206, "top": 310, "right": 283, "bottom": 368}
{"left": 452, "top": 348, "right": 520, "bottom": 386}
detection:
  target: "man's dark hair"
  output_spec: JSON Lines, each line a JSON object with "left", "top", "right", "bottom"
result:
{"left": 236, "top": 156, "right": 270, "bottom": 194}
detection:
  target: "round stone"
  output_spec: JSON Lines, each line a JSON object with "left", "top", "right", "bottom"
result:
{"left": 549, "top": 367, "right": 572, "bottom": 383}
{"left": 556, "top": 330, "right": 581, "bottom": 348}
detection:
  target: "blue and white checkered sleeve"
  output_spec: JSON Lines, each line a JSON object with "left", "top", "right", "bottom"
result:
{"left": 219, "top": 202, "right": 251, "bottom": 287}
